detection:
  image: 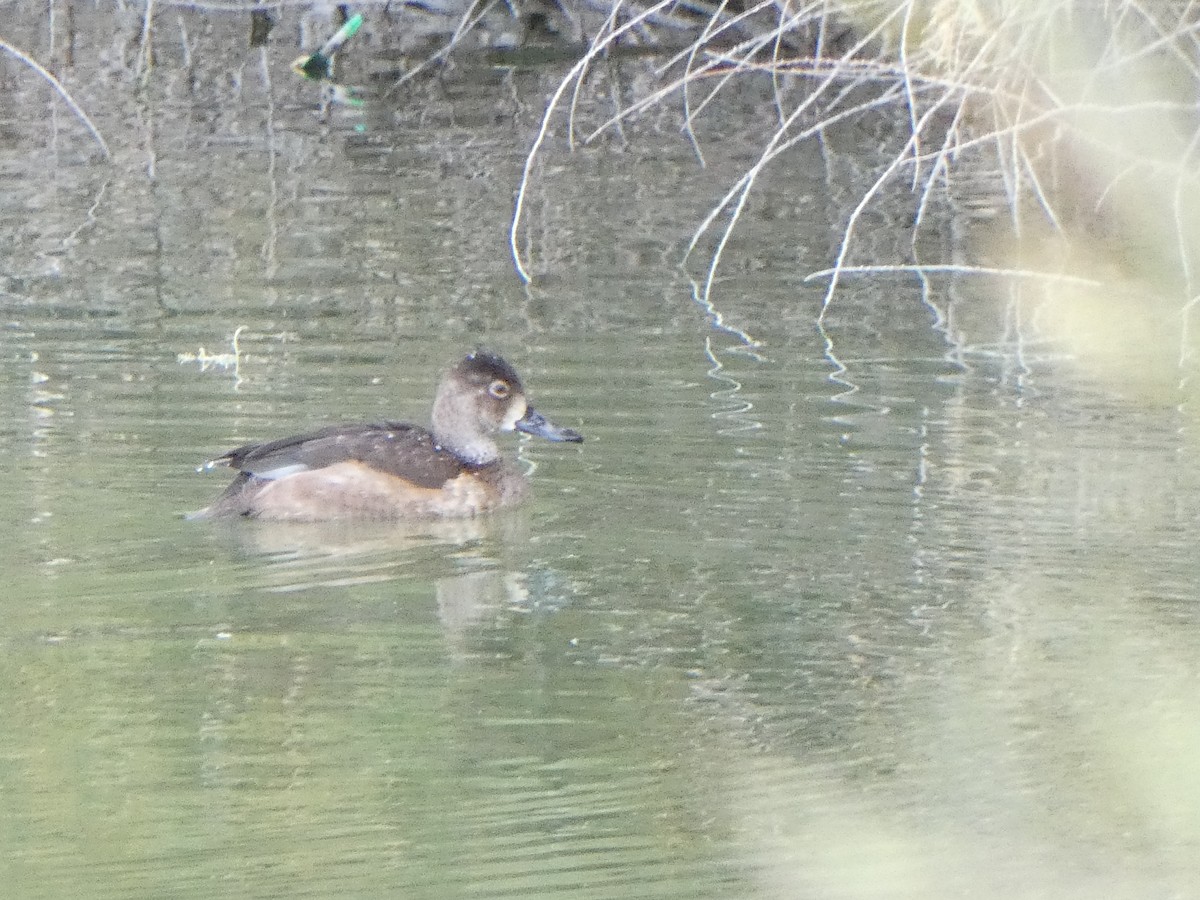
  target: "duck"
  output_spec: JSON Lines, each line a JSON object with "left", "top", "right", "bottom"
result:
{"left": 192, "top": 350, "right": 582, "bottom": 521}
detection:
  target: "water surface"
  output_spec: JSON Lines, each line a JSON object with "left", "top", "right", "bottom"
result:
{"left": 1, "top": 6, "right": 1198, "bottom": 899}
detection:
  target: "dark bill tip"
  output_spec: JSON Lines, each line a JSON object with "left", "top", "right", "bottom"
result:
{"left": 516, "top": 406, "right": 583, "bottom": 443}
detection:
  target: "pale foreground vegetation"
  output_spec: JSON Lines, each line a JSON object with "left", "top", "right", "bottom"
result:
{"left": 507, "top": 0, "right": 1200, "bottom": 387}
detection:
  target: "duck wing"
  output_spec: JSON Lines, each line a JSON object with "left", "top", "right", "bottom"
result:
{"left": 206, "top": 421, "right": 472, "bottom": 489}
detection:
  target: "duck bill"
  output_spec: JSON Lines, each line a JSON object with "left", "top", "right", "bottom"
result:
{"left": 515, "top": 406, "right": 583, "bottom": 443}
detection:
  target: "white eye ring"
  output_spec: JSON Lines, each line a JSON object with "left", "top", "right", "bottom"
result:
{"left": 488, "top": 380, "right": 511, "bottom": 399}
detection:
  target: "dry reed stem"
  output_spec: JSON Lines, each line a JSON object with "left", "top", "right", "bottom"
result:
{"left": 0, "top": 37, "right": 111, "bottom": 159}
{"left": 386, "top": 0, "right": 505, "bottom": 95}
{"left": 512, "top": 0, "right": 1200, "bottom": 374}
{"left": 510, "top": 0, "right": 680, "bottom": 282}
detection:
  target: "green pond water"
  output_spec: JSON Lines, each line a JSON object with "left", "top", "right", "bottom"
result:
{"left": 1, "top": 6, "right": 1198, "bottom": 898}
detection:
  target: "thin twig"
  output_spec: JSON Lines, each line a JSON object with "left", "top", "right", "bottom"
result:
{"left": 0, "top": 38, "right": 111, "bottom": 159}
{"left": 509, "top": 0, "right": 677, "bottom": 282}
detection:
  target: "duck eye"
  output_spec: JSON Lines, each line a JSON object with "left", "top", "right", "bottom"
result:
{"left": 488, "top": 380, "right": 511, "bottom": 399}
